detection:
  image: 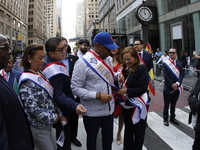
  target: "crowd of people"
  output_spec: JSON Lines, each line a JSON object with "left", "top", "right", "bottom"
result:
{"left": 0, "top": 32, "right": 198, "bottom": 150}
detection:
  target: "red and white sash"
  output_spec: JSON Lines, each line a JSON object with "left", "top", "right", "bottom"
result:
{"left": 0, "top": 69, "right": 7, "bottom": 80}
{"left": 121, "top": 78, "right": 149, "bottom": 124}
{"left": 82, "top": 51, "right": 115, "bottom": 88}
{"left": 42, "top": 62, "right": 70, "bottom": 79}
{"left": 19, "top": 72, "right": 54, "bottom": 99}
{"left": 163, "top": 59, "right": 180, "bottom": 79}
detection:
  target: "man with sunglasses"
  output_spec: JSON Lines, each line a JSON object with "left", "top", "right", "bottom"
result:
{"left": 0, "top": 34, "right": 34, "bottom": 149}
{"left": 134, "top": 39, "right": 153, "bottom": 72}
{"left": 162, "top": 48, "right": 184, "bottom": 126}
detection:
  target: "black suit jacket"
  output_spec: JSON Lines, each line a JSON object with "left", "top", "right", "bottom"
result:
{"left": 68, "top": 54, "right": 79, "bottom": 77}
{"left": 43, "top": 56, "right": 78, "bottom": 116}
{"left": 0, "top": 76, "right": 34, "bottom": 150}
{"left": 162, "top": 60, "right": 184, "bottom": 94}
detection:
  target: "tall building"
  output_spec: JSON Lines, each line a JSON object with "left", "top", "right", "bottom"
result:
{"left": 114, "top": 0, "right": 200, "bottom": 57}
{"left": 56, "top": 0, "right": 62, "bottom": 37}
{"left": 157, "top": 0, "right": 200, "bottom": 57}
{"left": 76, "top": 2, "right": 85, "bottom": 38}
{"left": 98, "top": 0, "right": 116, "bottom": 34}
{"left": 28, "top": 0, "right": 47, "bottom": 45}
{"left": 45, "top": 0, "right": 58, "bottom": 37}
{"left": 84, "top": 0, "right": 99, "bottom": 33}
{"left": 0, "top": 0, "right": 29, "bottom": 51}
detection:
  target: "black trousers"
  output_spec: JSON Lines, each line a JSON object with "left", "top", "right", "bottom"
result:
{"left": 122, "top": 108, "right": 147, "bottom": 150}
{"left": 83, "top": 114, "right": 113, "bottom": 150}
{"left": 55, "top": 122, "right": 71, "bottom": 150}
{"left": 70, "top": 111, "right": 79, "bottom": 140}
{"left": 163, "top": 91, "right": 179, "bottom": 121}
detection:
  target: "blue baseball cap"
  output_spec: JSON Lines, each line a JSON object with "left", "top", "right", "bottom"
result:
{"left": 93, "top": 32, "right": 119, "bottom": 50}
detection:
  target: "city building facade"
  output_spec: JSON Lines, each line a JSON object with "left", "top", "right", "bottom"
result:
{"left": 28, "top": 0, "right": 47, "bottom": 45}
{"left": 0, "top": 0, "right": 29, "bottom": 51}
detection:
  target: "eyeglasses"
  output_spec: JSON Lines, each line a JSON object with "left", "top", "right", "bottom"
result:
{"left": 55, "top": 45, "right": 67, "bottom": 53}
{"left": 133, "top": 44, "right": 141, "bottom": 46}
{"left": 169, "top": 52, "right": 176, "bottom": 54}
{"left": 0, "top": 45, "right": 11, "bottom": 51}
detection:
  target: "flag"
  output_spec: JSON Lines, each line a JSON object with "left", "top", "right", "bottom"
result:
{"left": 13, "top": 77, "right": 19, "bottom": 95}
{"left": 145, "top": 43, "right": 152, "bottom": 54}
{"left": 148, "top": 68, "right": 156, "bottom": 96}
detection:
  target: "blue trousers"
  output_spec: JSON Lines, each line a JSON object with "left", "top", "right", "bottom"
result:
{"left": 83, "top": 114, "right": 113, "bottom": 150}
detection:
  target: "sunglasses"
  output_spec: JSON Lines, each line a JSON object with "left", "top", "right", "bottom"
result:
{"left": 133, "top": 44, "right": 141, "bottom": 46}
{"left": 55, "top": 45, "right": 68, "bottom": 53}
{"left": 0, "top": 45, "right": 11, "bottom": 51}
{"left": 169, "top": 52, "right": 176, "bottom": 54}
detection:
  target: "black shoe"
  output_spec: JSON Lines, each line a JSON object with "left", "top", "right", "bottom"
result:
{"left": 170, "top": 118, "right": 179, "bottom": 125}
{"left": 164, "top": 120, "right": 169, "bottom": 126}
{"left": 71, "top": 138, "right": 82, "bottom": 147}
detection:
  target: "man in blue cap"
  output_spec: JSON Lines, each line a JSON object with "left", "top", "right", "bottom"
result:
{"left": 71, "top": 32, "right": 119, "bottom": 150}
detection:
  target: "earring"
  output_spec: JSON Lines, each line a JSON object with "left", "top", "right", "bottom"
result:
{"left": 29, "top": 61, "right": 31, "bottom": 63}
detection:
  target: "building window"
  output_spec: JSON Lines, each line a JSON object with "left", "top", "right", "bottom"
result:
{"left": 28, "top": 40, "right": 33, "bottom": 45}
{"left": 0, "top": 22, "right": 3, "bottom": 33}
{"left": 28, "top": 25, "right": 33, "bottom": 29}
{"left": 0, "top": 10, "right": 3, "bottom": 18}
{"left": 6, "top": 25, "right": 10, "bottom": 36}
{"left": 6, "top": 14, "right": 11, "bottom": 22}
{"left": 29, "top": 4, "right": 34, "bottom": 8}
{"left": 28, "top": 11, "right": 33, "bottom": 15}
{"left": 28, "top": 18, "right": 33, "bottom": 22}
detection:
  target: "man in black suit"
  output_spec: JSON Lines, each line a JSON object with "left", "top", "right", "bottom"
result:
{"left": 0, "top": 34, "right": 34, "bottom": 149}
{"left": 61, "top": 37, "right": 82, "bottom": 147}
{"left": 133, "top": 39, "right": 153, "bottom": 72}
{"left": 162, "top": 48, "right": 184, "bottom": 126}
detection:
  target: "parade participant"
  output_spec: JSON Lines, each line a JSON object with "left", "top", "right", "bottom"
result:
{"left": 162, "top": 48, "right": 184, "bottom": 126}
{"left": 19, "top": 43, "right": 66, "bottom": 150}
{"left": 111, "top": 39, "right": 124, "bottom": 145}
{"left": 0, "top": 34, "right": 34, "bottom": 150}
{"left": 71, "top": 32, "right": 119, "bottom": 150}
{"left": 42, "top": 37, "right": 87, "bottom": 150}
{"left": 117, "top": 46, "right": 149, "bottom": 150}
{"left": 77, "top": 39, "right": 90, "bottom": 58}
{"left": 0, "top": 56, "right": 21, "bottom": 94}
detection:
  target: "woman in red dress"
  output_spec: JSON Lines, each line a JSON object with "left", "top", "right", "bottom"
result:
{"left": 111, "top": 40, "right": 123, "bottom": 145}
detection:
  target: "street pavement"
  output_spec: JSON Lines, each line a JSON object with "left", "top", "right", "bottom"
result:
{"left": 68, "top": 80, "right": 194, "bottom": 150}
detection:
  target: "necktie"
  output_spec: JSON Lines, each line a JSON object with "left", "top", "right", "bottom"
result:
{"left": 139, "top": 53, "right": 142, "bottom": 58}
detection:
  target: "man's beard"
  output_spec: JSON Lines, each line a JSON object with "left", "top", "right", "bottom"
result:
{"left": 80, "top": 48, "right": 88, "bottom": 54}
